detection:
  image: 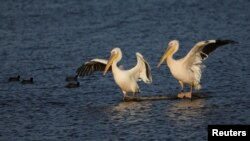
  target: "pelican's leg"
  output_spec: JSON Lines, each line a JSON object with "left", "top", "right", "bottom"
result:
{"left": 177, "top": 81, "right": 185, "bottom": 98}
{"left": 134, "top": 89, "right": 140, "bottom": 98}
{"left": 138, "top": 89, "right": 141, "bottom": 97}
{"left": 185, "top": 85, "right": 192, "bottom": 99}
{"left": 122, "top": 91, "right": 127, "bottom": 100}
{"left": 133, "top": 92, "right": 138, "bottom": 98}
{"left": 178, "top": 81, "right": 184, "bottom": 92}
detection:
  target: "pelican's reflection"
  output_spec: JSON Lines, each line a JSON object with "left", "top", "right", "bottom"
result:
{"left": 171, "top": 99, "right": 204, "bottom": 109}
{"left": 167, "top": 99, "right": 207, "bottom": 125}
{"left": 110, "top": 101, "right": 152, "bottom": 123}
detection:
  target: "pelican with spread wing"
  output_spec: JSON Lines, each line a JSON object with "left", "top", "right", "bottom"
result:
{"left": 157, "top": 39, "right": 236, "bottom": 99}
{"left": 76, "top": 48, "right": 152, "bottom": 99}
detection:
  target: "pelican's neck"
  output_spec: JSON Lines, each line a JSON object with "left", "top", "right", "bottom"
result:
{"left": 167, "top": 44, "right": 179, "bottom": 66}
{"left": 112, "top": 52, "right": 122, "bottom": 72}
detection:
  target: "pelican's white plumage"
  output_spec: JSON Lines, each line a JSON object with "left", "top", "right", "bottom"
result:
{"left": 157, "top": 39, "right": 236, "bottom": 98}
{"left": 76, "top": 48, "right": 152, "bottom": 99}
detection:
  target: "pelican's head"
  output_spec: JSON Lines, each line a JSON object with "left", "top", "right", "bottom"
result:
{"left": 157, "top": 40, "right": 179, "bottom": 68}
{"left": 103, "top": 48, "right": 122, "bottom": 75}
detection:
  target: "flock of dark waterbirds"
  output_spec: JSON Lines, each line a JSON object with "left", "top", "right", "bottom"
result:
{"left": 8, "top": 75, "right": 34, "bottom": 84}
{"left": 8, "top": 74, "right": 79, "bottom": 88}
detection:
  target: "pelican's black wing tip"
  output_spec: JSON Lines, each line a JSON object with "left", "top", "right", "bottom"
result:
{"left": 216, "top": 39, "right": 238, "bottom": 44}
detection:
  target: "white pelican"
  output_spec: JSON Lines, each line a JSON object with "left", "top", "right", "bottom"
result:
{"left": 76, "top": 48, "right": 152, "bottom": 99}
{"left": 157, "top": 39, "right": 236, "bottom": 99}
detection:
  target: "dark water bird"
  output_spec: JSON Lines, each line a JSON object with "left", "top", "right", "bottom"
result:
{"left": 65, "top": 75, "right": 78, "bottom": 82}
{"left": 8, "top": 75, "right": 20, "bottom": 82}
{"left": 65, "top": 81, "right": 80, "bottom": 88}
{"left": 21, "top": 77, "right": 34, "bottom": 84}
{"left": 157, "top": 39, "right": 237, "bottom": 99}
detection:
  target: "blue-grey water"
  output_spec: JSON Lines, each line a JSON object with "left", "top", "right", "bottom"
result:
{"left": 0, "top": 0, "right": 250, "bottom": 140}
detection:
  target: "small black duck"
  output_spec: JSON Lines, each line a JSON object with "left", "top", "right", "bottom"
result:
{"left": 21, "top": 77, "right": 34, "bottom": 84}
{"left": 65, "top": 81, "right": 80, "bottom": 88}
{"left": 8, "top": 75, "right": 20, "bottom": 82}
{"left": 65, "top": 75, "right": 78, "bottom": 82}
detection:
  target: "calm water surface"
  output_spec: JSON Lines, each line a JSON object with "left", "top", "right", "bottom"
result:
{"left": 0, "top": 0, "right": 250, "bottom": 140}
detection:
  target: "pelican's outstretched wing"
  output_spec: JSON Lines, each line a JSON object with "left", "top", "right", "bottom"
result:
{"left": 129, "top": 53, "right": 152, "bottom": 84}
{"left": 181, "top": 39, "right": 236, "bottom": 90}
{"left": 76, "top": 59, "right": 111, "bottom": 77}
{"left": 183, "top": 39, "right": 236, "bottom": 67}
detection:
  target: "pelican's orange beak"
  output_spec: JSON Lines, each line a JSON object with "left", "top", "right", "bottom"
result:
{"left": 103, "top": 52, "right": 117, "bottom": 75}
{"left": 157, "top": 46, "right": 174, "bottom": 68}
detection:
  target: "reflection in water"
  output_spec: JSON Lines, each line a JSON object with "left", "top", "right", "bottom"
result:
{"left": 167, "top": 99, "right": 207, "bottom": 126}
{"left": 171, "top": 99, "right": 205, "bottom": 109}
{"left": 110, "top": 101, "right": 152, "bottom": 124}
{"left": 114, "top": 101, "right": 152, "bottom": 112}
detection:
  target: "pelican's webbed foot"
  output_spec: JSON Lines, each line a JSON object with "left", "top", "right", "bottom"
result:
{"left": 177, "top": 92, "right": 192, "bottom": 99}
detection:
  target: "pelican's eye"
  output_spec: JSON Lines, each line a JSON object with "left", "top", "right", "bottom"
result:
{"left": 111, "top": 50, "right": 117, "bottom": 54}
{"left": 169, "top": 42, "right": 173, "bottom": 46}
